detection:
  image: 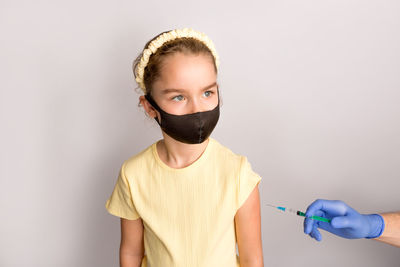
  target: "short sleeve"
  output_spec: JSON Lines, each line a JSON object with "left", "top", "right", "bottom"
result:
{"left": 105, "top": 162, "right": 141, "bottom": 220}
{"left": 237, "top": 156, "right": 262, "bottom": 211}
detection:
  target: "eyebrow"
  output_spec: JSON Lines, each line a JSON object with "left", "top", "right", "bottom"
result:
{"left": 161, "top": 82, "right": 217, "bottom": 95}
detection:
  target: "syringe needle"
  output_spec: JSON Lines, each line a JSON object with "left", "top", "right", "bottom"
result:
{"left": 266, "top": 203, "right": 331, "bottom": 223}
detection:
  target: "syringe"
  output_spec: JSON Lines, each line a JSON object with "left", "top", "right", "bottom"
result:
{"left": 267, "top": 204, "right": 331, "bottom": 223}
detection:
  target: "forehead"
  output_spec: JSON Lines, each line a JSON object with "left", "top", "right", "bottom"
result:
{"left": 154, "top": 52, "right": 217, "bottom": 92}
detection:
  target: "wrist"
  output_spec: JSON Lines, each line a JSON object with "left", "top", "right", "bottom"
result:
{"left": 365, "top": 214, "right": 385, "bottom": 239}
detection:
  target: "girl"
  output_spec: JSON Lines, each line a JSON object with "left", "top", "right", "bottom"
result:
{"left": 105, "top": 28, "right": 263, "bottom": 267}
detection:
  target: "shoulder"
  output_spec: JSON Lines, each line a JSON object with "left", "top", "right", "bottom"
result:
{"left": 121, "top": 141, "right": 157, "bottom": 177}
{"left": 210, "top": 138, "right": 259, "bottom": 176}
{"left": 209, "top": 137, "right": 247, "bottom": 168}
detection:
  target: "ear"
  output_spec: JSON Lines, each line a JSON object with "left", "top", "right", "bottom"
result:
{"left": 139, "top": 95, "right": 161, "bottom": 119}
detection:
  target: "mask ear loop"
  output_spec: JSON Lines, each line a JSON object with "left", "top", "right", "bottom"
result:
{"left": 216, "top": 84, "right": 220, "bottom": 106}
{"left": 144, "top": 93, "right": 163, "bottom": 125}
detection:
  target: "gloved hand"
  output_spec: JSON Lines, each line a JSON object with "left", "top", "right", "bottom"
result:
{"left": 303, "top": 199, "right": 385, "bottom": 241}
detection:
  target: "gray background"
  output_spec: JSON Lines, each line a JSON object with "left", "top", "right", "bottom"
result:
{"left": 1, "top": 0, "right": 399, "bottom": 266}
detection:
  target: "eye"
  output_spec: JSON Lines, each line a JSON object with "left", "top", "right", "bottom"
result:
{"left": 172, "top": 95, "right": 184, "bottom": 102}
{"left": 203, "top": 90, "right": 214, "bottom": 97}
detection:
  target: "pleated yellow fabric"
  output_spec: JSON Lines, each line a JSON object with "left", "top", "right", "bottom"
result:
{"left": 105, "top": 137, "right": 262, "bottom": 267}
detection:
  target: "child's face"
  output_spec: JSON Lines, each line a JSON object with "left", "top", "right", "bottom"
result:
{"left": 141, "top": 52, "right": 218, "bottom": 119}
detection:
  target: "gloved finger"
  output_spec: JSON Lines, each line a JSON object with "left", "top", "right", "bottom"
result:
{"left": 305, "top": 199, "right": 348, "bottom": 218}
{"left": 314, "top": 209, "right": 325, "bottom": 218}
{"left": 304, "top": 216, "right": 315, "bottom": 234}
{"left": 310, "top": 224, "right": 322, "bottom": 241}
{"left": 304, "top": 209, "right": 325, "bottom": 234}
{"left": 317, "top": 220, "right": 336, "bottom": 233}
{"left": 331, "top": 216, "right": 353, "bottom": 229}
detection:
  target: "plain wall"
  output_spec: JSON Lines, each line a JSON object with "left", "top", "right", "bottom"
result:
{"left": 1, "top": 0, "right": 399, "bottom": 266}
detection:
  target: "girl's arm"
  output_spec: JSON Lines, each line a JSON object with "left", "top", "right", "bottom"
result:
{"left": 120, "top": 217, "right": 145, "bottom": 267}
{"left": 235, "top": 186, "right": 264, "bottom": 267}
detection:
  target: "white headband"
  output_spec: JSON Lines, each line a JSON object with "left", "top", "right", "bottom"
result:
{"left": 134, "top": 27, "right": 220, "bottom": 93}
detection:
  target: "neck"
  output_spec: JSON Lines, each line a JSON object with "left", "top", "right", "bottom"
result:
{"left": 157, "top": 134, "right": 210, "bottom": 169}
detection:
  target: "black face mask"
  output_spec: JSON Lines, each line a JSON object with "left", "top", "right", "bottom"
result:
{"left": 144, "top": 88, "right": 220, "bottom": 144}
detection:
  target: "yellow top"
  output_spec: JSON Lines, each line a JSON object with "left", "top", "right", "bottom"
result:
{"left": 105, "top": 137, "right": 262, "bottom": 267}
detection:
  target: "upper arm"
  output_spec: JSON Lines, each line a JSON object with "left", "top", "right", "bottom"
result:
{"left": 234, "top": 185, "right": 263, "bottom": 265}
{"left": 120, "top": 217, "right": 145, "bottom": 258}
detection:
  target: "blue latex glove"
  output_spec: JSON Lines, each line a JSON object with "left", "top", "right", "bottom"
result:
{"left": 303, "top": 199, "right": 385, "bottom": 241}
